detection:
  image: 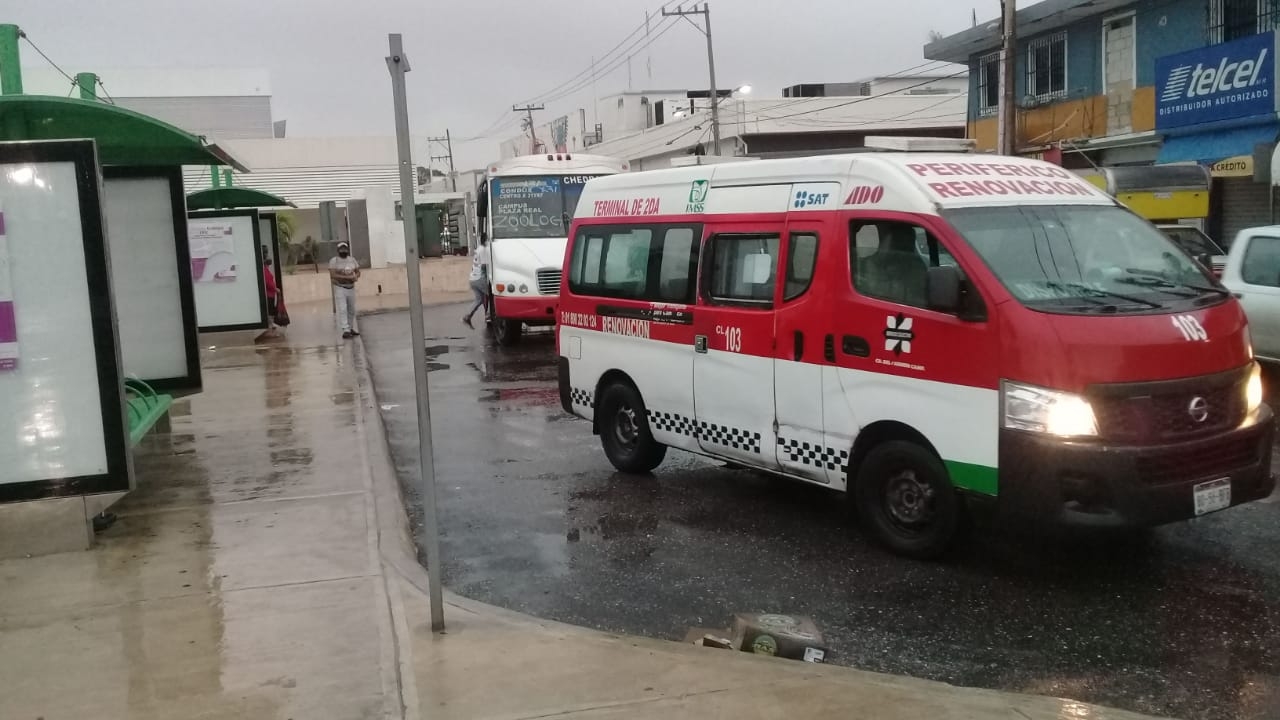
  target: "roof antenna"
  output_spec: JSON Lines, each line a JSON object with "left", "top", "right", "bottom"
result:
{"left": 972, "top": 8, "right": 978, "bottom": 26}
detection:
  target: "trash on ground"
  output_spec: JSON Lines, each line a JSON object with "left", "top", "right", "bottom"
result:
{"left": 683, "top": 626, "right": 734, "bottom": 649}
{"left": 729, "top": 613, "right": 828, "bottom": 663}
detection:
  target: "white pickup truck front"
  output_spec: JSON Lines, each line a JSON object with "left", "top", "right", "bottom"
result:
{"left": 1222, "top": 226, "right": 1280, "bottom": 362}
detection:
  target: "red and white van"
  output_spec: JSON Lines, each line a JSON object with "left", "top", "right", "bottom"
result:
{"left": 555, "top": 150, "right": 1274, "bottom": 559}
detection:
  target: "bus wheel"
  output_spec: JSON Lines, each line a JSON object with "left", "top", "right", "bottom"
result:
{"left": 493, "top": 318, "right": 523, "bottom": 346}
{"left": 598, "top": 382, "right": 667, "bottom": 473}
{"left": 854, "top": 441, "right": 960, "bottom": 560}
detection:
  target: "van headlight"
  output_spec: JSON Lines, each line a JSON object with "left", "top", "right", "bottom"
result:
{"left": 1247, "top": 362, "right": 1263, "bottom": 414}
{"left": 1002, "top": 381, "right": 1098, "bottom": 437}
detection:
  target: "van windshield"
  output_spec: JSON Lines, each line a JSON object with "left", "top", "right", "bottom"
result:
{"left": 943, "top": 205, "right": 1226, "bottom": 313}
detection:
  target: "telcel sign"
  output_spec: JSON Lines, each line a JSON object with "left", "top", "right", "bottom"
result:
{"left": 1156, "top": 31, "right": 1278, "bottom": 130}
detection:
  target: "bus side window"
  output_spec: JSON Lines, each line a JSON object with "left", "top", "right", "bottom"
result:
{"left": 706, "top": 233, "right": 781, "bottom": 306}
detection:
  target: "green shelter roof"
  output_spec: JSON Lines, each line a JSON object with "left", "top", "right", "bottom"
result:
{"left": 187, "top": 186, "right": 295, "bottom": 210}
{"left": 0, "top": 95, "right": 248, "bottom": 170}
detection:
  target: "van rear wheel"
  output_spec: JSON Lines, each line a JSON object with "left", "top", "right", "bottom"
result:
{"left": 598, "top": 383, "right": 666, "bottom": 473}
{"left": 854, "top": 441, "right": 960, "bottom": 560}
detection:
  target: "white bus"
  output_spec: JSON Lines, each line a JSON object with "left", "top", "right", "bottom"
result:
{"left": 476, "top": 153, "right": 629, "bottom": 345}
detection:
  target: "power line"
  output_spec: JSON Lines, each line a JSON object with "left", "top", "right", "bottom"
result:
{"left": 516, "top": 0, "right": 680, "bottom": 106}
{"left": 534, "top": 17, "right": 679, "bottom": 107}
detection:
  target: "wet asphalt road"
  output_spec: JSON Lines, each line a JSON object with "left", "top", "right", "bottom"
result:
{"left": 362, "top": 305, "right": 1280, "bottom": 720}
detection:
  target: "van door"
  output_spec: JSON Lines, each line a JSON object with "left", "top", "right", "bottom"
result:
{"left": 1232, "top": 233, "right": 1280, "bottom": 360}
{"left": 823, "top": 214, "right": 999, "bottom": 494}
{"left": 692, "top": 225, "right": 784, "bottom": 470}
{"left": 773, "top": 223, "right": 832, "bottom": 482}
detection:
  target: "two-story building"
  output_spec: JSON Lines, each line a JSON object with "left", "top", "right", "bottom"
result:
{"left": 925, "top": 0, "right": 1280, "bottom": 242}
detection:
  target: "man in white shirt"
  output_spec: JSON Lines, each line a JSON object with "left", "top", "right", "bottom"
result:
{"left": 329, "top": 241, "right": 361, "bottom": 339}
{"left": 462, "top": 237, "right": 490, "bottom": 328}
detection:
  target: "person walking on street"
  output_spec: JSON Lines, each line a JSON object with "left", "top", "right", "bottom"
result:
{"left": 462, "top": 236, "right": 490, "bottom": 328}
{"left": 329, "top": 241, "right": 361, "bottom": 339}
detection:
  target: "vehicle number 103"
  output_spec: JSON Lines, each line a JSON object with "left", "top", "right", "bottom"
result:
{"left": 717, "top": 325, "right": 743, "bottom": 352}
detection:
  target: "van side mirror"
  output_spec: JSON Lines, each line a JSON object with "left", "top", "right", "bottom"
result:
{"left": 927, "top": 265, "right": 962, "bottom": 313}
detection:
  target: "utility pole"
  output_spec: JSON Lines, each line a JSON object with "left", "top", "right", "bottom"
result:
{"left": 427, "top": 130, "right": 457, "bottom": 191}
{"left": 662, "top": 3, "right": 722, "bottom": 156}
{"left": 997, "top": 0, "right": 1018, "bottom": 155}
{"left": 386, "top": 32, "right": 446, "bottom": 634}
{"left": 513, "top": 103, "right": 544, "bottom": 154}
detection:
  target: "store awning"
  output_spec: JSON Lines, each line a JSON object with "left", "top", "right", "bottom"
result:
{"left": 187, "top": 187, "right": 295, "bottom": 210}
{"left": 1157, "top": 123, "right": 1279, "bottom": 165}
{"left": 0, "top": 95, "right": 248, "bottom": 171}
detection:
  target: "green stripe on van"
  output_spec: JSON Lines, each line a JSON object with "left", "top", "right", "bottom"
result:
{"left": 945, "top": 460, "right": 997, "bottom": 496}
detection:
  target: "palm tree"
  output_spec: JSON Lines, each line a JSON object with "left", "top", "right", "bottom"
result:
{"left": 274, "top": 212, "right": 299, "bottom": 269}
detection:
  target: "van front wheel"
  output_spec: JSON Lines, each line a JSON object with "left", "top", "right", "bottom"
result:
{"left": 854, "top": 441, "right": 960, "bottom": 560}
{"left": 598, "top": 383, "right": 666, "bottom": 473}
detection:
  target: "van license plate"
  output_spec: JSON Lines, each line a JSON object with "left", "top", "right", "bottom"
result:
{"left": 1193, "top": 478, "right": 1232, "bottom": 516}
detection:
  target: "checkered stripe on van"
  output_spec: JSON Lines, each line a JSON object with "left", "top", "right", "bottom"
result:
{"left": 648, "top": 410, "right": 696, "bottom": 438}
{"left": 698, "top": 421, "right": 762, "bottom": 454}
{"left": 569, "top": 387, "right": 594, "bottom": 409}
{"left": 778, "top": 437, "right": 849, "bottom": 472}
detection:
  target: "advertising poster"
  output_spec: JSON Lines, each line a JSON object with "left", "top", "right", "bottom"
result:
{"left": 0, "top": 207, "right": 16, "bottom": 371}
{"left": 188, "top": 220, "right": 238, "bottom": 283}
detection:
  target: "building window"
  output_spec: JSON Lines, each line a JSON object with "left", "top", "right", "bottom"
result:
{"left": 977, "top": 52, "right": 1000, "bottom": 116}
{"left": 1209, "top": 0, "right": 1279, "bottom": 44}
{"left": 1026, "top": 33, "right": 1067, "bottom": 101}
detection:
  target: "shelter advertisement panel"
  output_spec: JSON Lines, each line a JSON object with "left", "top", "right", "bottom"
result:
{"left": 0, "top": 139, "right": 131, "bottom": 502}
{"left": 0, "top": 207, "right": 17, "bottom": 371}
{"left": 103, "top": 167, "right": 201, "bottom": 392}
{"left": 188, "top": 210, "right": 267, "bottom": 332}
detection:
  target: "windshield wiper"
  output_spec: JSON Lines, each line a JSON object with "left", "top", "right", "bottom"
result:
{"left": 1041, "top": 281, "right": 1162, "bottom": 311}
{"left": 1118, "top": 269, "right": 1229, "bottom": 298}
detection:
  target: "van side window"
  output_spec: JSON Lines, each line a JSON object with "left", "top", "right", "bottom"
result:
{"left": 657, "top": 227, "right": 697, "bottom": 303}
{"left": 706, "top": 234, "right": 780, "bottom": 306}
{"left": 784, "top": 233, "right": 819, "bottom": 301}
{"left": 851, "top": 221, "right": 960, "bottom": 310}
{"left": 568, "top": 225, "right": 700, "bottom": 303}
{"left": 1242, "top": 236, "right": 1280, "bottom": 287}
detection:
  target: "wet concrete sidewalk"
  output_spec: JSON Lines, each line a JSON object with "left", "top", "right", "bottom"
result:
{"left": 0, "top": 300, "right": 1169, "bottom": 719}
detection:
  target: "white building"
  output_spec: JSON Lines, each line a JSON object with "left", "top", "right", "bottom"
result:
{"left": 582, "top": 92, "right": 968, "bottom": 170}
{"left": 500, "top": 74, "right": 968, "bottom": 168}
{"left": 22, "top": 66, "right": 276, "bottom": 140}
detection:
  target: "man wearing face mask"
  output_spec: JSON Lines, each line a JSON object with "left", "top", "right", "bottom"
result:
{"left": 329, "top": 241, "right": 361, "bottom": 339}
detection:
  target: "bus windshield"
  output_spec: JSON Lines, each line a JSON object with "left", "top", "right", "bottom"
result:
{"left": 490, "top": 175, "right": 602, "bottom": 239}
{"left": 944, "top": 205, "right": 1226, "bottom": 313}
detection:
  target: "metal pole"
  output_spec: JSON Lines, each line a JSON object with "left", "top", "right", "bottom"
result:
{"left": 703, "top": 4, "right": 722, "bottom": 156}
{"left": 997, "top": 0, "right": 1018, "bottom": 155}
{"left": 76, "top": 72, "right": 97, "bottom": 100}
{"left": 445, "top": 129, "right": 457, "bottom": 192}
{"left": 0, "top": 25, "right": 23, "bottom": 96}
{"left": 387, "top": 33, "right": 445, "bottom": 633}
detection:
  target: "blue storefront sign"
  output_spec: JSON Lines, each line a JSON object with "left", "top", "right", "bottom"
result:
{"left": 1155, "top": 31, "right": 1278, "bottom": 131}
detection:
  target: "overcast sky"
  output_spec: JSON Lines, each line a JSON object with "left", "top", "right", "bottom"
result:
{"left": 11, "top": 0, "right": 984, "bottom": 169}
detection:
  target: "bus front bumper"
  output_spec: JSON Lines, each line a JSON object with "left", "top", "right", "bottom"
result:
{"left": 994, "top": 408, "right": 1275, "bottom": 529}
{"left": 493, "top": 295, "right": 557, "bottom": 323}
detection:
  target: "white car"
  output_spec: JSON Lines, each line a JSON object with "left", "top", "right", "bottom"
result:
{"left": 1158, "top": 225, "right": 1227, "bottom": 277}
{"left": 1222, "top": 226, "right": 1280, "bottom": 362}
